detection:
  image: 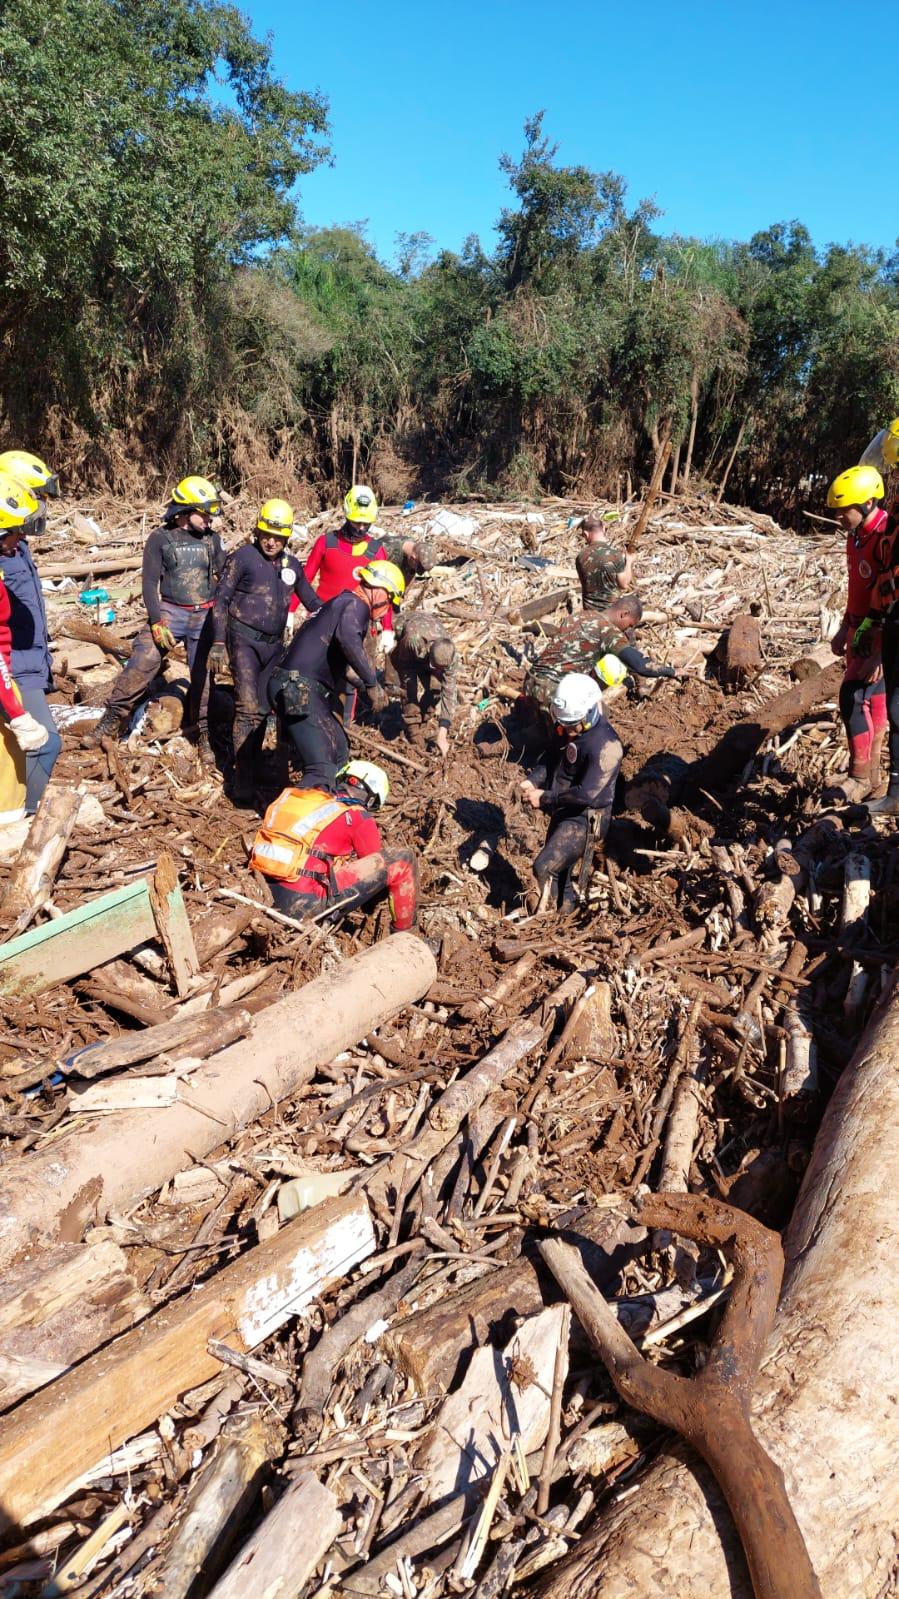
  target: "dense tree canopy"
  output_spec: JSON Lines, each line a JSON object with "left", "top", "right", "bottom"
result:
{"left": 2, "top": 24, "right": 898, "bottom": 521}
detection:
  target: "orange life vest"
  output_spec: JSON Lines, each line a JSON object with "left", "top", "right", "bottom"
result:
{"left": 250, "top": 788, "right": 348, "bottom": 880}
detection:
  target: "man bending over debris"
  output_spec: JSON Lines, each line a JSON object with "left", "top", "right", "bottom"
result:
{"left": 266, "top": 561, "right": 403, "bottom": 790}
{"left": 525, "top": 594, "right": 676, "bottom": 715}
{"left": 250, "top": 760, "right": 418, "bottom": 930}
{"left": 389, "top": 611, "right": 457, "bottom": 756}
{"left": 576, "top": 515, "right": 633, "bottom": 612}
{"left": 85, "top": 475, "right": 224, "bottom": 764}
{"left": 519, "top": 673, "right": 622, "bottom": 914}
{"left": 209, "top": 499, "right": 320, "bottom": 804}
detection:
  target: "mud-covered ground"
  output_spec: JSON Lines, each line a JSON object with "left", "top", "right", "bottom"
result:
{"left": 0, "top": 490, "right": 887, "bottom": 1594}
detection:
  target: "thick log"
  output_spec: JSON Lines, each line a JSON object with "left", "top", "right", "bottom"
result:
{"left": 533, "top": 971, "right": 899, "bottom": 1598}
{"left": 719, "top": 613, "right": 764, "bottom": 693}
{"left": 689, "top": 662, "right": 842, "bottom": 792}
{"left": 0, "top": 1191, "right": 374, "bottom": 1531}
{"left": 56, "top": 615, "right": 134, "bottom": 658}
{"left": 2, "top": 787, "right": 82, "bottom": 921}
{"left": 0, "top": 935, "right": 436, "bottom": 1272}
{"left": 206, "top": 1473, "right": 341, "bottom": 1599}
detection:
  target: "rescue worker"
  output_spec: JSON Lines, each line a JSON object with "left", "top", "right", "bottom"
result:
{"left": 519, "top": 673, "right": 622, "bottom": 915}
{"left": 824, "top": 466, "right": 891, "bottom": 802}
{"left": 249, "top": 759, "right": 418, "bottom": 931}
{"left": 85, "top": 476, "right": 225, "bottom": 761}
{"left": 0, "top": 450, "right": 62, "bottom": 810}
{"left": 390, "top": 611, "right": 457, "bottom": 756}
{"left": 525, "top": 594, "right": 676, "bottom": 714}
{"left": 576, "top": 516, "right": 633, "bottom": 612}
{"left": 303, "top": 486, "right": 389, "bottom": 604}
{"left": 267, "top": 560, "right": 403, "bottom": 791}
{"left": 209, "top": 500, "right": 321, "bottom": 802}
{"left": 378, "top": 535, "right": 437, "bottom": 590}
{"left": 0, "top": 473, "right": 53, "bottom": 824}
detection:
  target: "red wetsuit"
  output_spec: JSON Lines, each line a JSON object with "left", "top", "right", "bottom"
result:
{"left": 0, "top": 582, "right": 24, "bottom": 720}
{"left": 303, "top": 526, "right": 393, "bottom": 632}
{"left": 253, "top": 790, "right": 417, "bottom": 930}
{"left": 839, "top": 508, "right": 889, "bottom": 771}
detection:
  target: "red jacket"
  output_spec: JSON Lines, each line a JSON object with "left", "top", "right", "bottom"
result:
{"left": 279, "top": 803, "right": 383, "bottom": 897}
{"left": 0, "top": 582, "right": 23, "bottom": 720}
{"left": 303, "top": 527, "right": 393, "bottom": 630}
{"left": 845, "top": 507, "right": 891, "bottom": 620}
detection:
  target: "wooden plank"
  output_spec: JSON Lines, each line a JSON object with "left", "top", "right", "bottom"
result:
{"left": 0, "top": 866, "right": 196, "bottom": 998}
{"left": 149, "top": 852, "right": 199, "bottom": 997}
{"left": 0, "top": 1192, "right": 375, "bottom": 1530}
{"left": 0, "top": 879, "right": 158, "bottom": 997}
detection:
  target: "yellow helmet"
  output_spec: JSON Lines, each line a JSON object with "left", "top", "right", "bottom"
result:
{"left": 170, "top": 475, "right": 221, "bottom": 514}
{"left": 256, "top": 498, "right": 294, "bottom": 536}
{"left": 595, "top": 652, "right": 628, "bottom": 688}
{"left": 0, "top": 471, "right": 39, "bottom": 531}
{"left": 0, "top": 449, "right": 59, "bottom": 498}
{"left": 357, "top": 559, "right": 405, "bottom": 602}
{"left": 884, "top": 418, "right": 899, "bottom": 470}
{"left": 826, "top": 464, "right": 884, "bottom": 509}
{"left": 343, "top": 484, "right": 378, "bottom": 524}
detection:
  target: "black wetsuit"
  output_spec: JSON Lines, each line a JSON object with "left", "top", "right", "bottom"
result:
{"left": 267, "top": 590, "right": 377, "bottom": 789}
{"left": 528, "top": 716, "right": 623, "bottom": 909}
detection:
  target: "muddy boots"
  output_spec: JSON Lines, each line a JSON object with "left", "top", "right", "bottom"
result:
{"left": 839, "top": 759, "right": 872, "bottom": 804}
{"left": 84, "top": 707, "right": 127, "bottom": 748}
{"left": 228, "top": 715, "right": 258, "bottom": 805}
{"left": 866, "top": 775, "right": 899, "bottom": 815}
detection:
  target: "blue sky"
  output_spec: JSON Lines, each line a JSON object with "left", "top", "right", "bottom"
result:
{"left": 242, "top": 0, "right": 896, "bottom": 268}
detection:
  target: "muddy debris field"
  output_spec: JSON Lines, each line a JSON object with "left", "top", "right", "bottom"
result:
{"left": 0, "top": 488, "right": 888, "bottom": 1597}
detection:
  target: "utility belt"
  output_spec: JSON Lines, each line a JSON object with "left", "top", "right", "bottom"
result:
{"left": 229, "top": 615, "right": 283, "bottom": 646}
{"left": 160, "top": 597, "right": 213, "bottom": 613}
{"left": 269, "top": 669, "right": 327, "bottom": 717}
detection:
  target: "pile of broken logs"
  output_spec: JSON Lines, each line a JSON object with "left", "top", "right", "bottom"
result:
{"left": 0, "top": 492, "right": 896, "bottom": 1597}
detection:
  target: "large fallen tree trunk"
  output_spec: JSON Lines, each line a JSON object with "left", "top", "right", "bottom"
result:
{"left": 0, "top": 933, "right": 435, "bottom": 1273}
{"left": 534, "top": 968, "right": 899, "bottom": 1599}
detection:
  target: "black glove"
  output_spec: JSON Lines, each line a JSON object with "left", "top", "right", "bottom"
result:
{"left": 369, "top": 683, "right": 389, "bottom": 712}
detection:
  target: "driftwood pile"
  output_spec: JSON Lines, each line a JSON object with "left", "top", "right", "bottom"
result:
{"left": 0, "top": 491, "right": 895, "bottom": 1596}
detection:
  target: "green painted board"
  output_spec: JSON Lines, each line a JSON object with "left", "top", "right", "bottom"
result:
{"left": 0, "top": 878, "right": 169, "bottom": 997}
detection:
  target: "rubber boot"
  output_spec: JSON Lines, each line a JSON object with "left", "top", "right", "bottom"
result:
{"left": 866, "top": 776, "right": 899, "bottom": 816}
{"left": 196, "top": 728, "right": 217, "bottom": 769}
{"left": 84, "top": 707, "right": 127, "bottom": 748}
{"left": 229, "top": 715, "right": 258, "bottom": 802}
{"left": 839, "top": 758, "right": 872, "bottom": 803}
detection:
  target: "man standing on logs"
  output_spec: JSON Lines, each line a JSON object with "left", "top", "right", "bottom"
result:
{"left": 576, "top": 516, "right": 633, "bottom": 612}
{"left": 525, "top": 595, "right": 676, "bottom": 716}
{"left": 389, "top": 612, "right": 457, "bottom": 756}
{"left": 209, "top": 500, "right": 321, "bottom": 804}
{"left": 824, "top": 466, "right": 891, "bottom": 802}
{"left": 519, "top": 673, "right": 622, "bottom": 914}
{"left": 266, "top": 561, "right": 401, "bottom": 790}
{"left": 249, "top": 759, "right": 418, "bottom": 930}
{"left": 85, "top": 475, "right": 224, "bottom": 764}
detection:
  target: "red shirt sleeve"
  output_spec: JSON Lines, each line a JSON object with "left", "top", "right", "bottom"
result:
{"left": 0, "top": 584, "right": 21, "bottom": 720}
{"left": 304, "top": 535, "right": 325, "bottom": 587}
{"left": 345, "top": 808, "right": 382, "bottom": 858}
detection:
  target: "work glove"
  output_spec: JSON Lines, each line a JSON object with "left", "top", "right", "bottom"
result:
{"left": 380, "top": 629, "right": 396, "bottom": 655}
{"left": 151, "top": 621, "right": 176, "bottom": 652}
{"left": 852, "top": 617, "right": 875, "bottom": 658}
{"left": 369, "top": 683, "right": 389, "bottom": 713}
{"left": 9, "top": 712, "right": 49, "bottom": 753}
{"left": 208, "top": 641, "right": 228, "bottom": 675}
{"left": 830, "top": 622, "right": 849, "bottom": 657}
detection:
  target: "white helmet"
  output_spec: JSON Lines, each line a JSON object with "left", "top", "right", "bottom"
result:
{"left": 338, "top": 760, "right": 389, "bottom": 810}
{"left": 551, "top": 672, "right": 603, "bottom": 728}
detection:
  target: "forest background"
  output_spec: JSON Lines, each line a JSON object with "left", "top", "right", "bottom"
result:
{"left": 3, "top": 0, "right": 899, "bottom": 522}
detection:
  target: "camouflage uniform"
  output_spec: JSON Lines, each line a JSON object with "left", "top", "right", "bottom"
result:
{"left": 576, "top": 541, "right": 627, "bottom": 611}
{"left": 390, "top": 611, "right": 458, "bottom": 737}
{"left": 379, "top": 534, "right": 436, "bottom": 586}
{"left": 525, "top": 614, "right": 628, "bottom": 713}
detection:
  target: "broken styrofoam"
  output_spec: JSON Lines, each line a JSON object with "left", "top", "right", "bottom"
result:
{"left": 426, "top": 509, "right": 480, "bottom": 541}
{"left": 277, "top": 1169, "right": 353, "bottom": 1221}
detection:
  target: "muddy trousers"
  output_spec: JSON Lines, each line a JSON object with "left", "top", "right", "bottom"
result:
{"left": 533, "top": 809, "right": 609, "bottom": 911}
{"left": 106, "top": 602, "right": 214, "bottom": 731}
{"left": 228, "top": 629, "right": 281, "bottom": 787}
{"left": 394, "top": 659, "right": 438, "bottom": 744}
{"left": 282, "top": 702, "right": 348, "bottom": 791}
{"left": 838, "top": 675, "right": 887, "bottom": 774}
{"left": 268, "top": 848, "right": 419, "bottom": 930}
